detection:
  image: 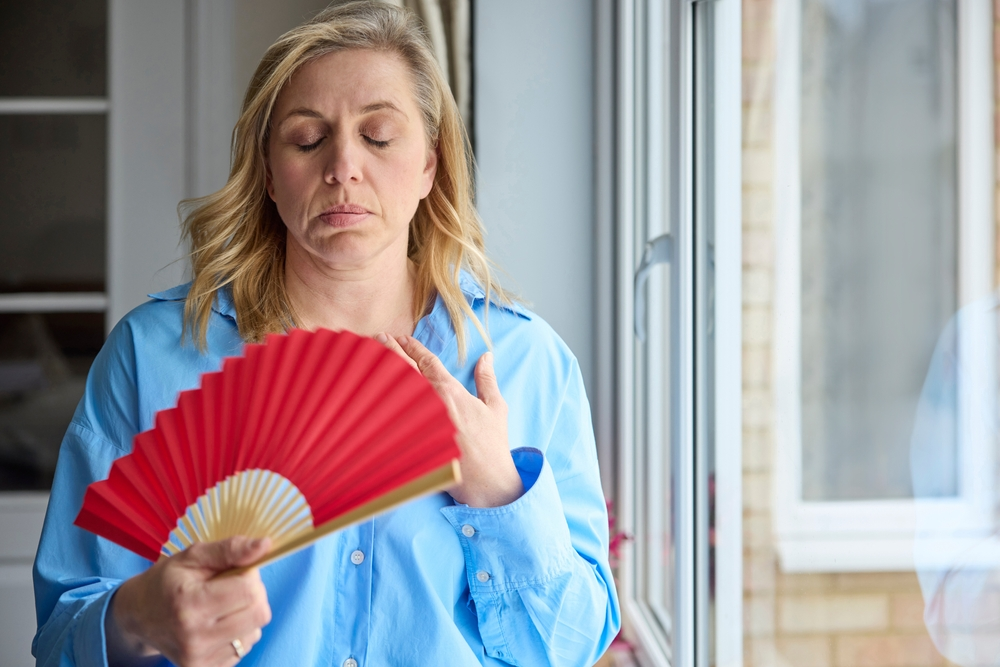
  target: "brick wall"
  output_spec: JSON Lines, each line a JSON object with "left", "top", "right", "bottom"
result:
{"left": 739, "top": 0, "right": 980, "bottom": 665}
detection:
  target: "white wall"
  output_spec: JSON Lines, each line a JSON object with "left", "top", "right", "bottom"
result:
{"left": 473, "top": 0, "right": 596, "bottom": 393}
{"left": 232, "top": 0, "right": 330, "bottom": 113}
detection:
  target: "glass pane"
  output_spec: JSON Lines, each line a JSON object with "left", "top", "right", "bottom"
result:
{"left": 0, "top": 114, "right": 106, "bottom": 293}
{"left": 799, "top": 0, "right": 957, "bottom": 501}
{"left": 628, "top": 0, "right": 677, "bottom": 657}
{"left": 0, "top": 0, "right": 107, "bottom": 97}
{"left": 0, "top": 312, "right": 102, "bottom": 491}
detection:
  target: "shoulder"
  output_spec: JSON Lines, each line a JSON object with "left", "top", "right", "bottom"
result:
{"left": 462, "top": 280, "right": 595, "bottom": 477}
{"left": 74, "top": 283, "right": 241, "bottom": 448}
{"left": 459, "top": 274, "right": 579, "bottom": 384}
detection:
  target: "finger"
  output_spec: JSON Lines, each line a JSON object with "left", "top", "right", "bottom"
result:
{"left": 180, "top": 536, "right": 272, "bottom": 573}
{"left": 205, "top": 626, "right": 263, "bottom": 666}
{"left": 374, "top": 332, "right": 419, "bottom": 372}
{"left": 473, "top": 352, "right": 505, "bottom": 409}
{"left": 204, "top": 598, "right": 272, "bottom": 644}
{"left": 200, "top": 569, "right": 267, "bottom": 618}
{"left": 396, "top": 335, "right": 461, "bottom": 389}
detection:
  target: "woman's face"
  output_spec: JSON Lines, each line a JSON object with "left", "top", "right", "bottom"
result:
{"left": 266, "top": 49, "right": 437, "bottom": 273}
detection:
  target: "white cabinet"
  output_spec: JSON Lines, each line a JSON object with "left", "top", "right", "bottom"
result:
{"left": 0, "top": 1, "right": 189, "bottom": 661}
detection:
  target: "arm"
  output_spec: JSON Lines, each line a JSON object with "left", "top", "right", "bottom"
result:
{"left": 32, "top": 421, "right": 147, "bottom": 667}
{"left": 33, "top": 317, "right": 271, "bottom": 667}
{"left": 390, "top": 335, "right": 620, "bottom": 666}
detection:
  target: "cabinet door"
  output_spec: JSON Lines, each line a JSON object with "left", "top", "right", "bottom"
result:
{"left": 0, "top": 2, "right": 188, "bottom": 664}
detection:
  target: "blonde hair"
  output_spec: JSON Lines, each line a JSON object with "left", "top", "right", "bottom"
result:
{"left": 181, "top": 0, "right": 508, "bottom": 357}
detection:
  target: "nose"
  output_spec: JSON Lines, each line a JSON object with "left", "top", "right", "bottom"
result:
{"left": 324, "top": 134, "right": 363, "bottom": 185}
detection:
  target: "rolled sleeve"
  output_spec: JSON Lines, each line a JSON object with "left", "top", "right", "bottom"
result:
{"left": 440, "top": 448, "right": 575, "bottom": 588}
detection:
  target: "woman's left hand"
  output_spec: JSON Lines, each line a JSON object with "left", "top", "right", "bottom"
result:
{"left": 374, "top": 333, "right": 524, "bottom": 508}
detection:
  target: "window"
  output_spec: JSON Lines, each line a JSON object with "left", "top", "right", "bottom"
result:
{"left": 599, "top": 0, "right": 742, "bottom": 664}
{"left": 0, "top": 0, "right": 108, "bottom": 494}
{"left": 773, "top": 0, "right": 995, "bottom": 572}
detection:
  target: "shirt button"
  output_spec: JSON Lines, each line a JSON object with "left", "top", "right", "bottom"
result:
{"left": 343, "top": 659, "right": 358, "bottom": 667}
{"left": 350, "top": 550, "right": 365, "bottom": 565}
{"left": 476, "top": 570, "right": 490, "bottom": 583}
{"left": 461, "top": 524, "right": 476, "bottom": 537}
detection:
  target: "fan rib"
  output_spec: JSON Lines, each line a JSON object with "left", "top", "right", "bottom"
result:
{"left": 224, "top": 460, "right": 460, "bottom": 576}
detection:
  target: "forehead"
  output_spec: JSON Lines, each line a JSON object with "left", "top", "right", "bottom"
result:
{"left": 273, "top": 49, "right": 419, "bottom": 118}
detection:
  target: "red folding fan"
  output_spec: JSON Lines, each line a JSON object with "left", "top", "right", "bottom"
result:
{"left": 74, "top": 328, "right": 461, "bottom": 568}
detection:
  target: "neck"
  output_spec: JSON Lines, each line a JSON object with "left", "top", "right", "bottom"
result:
{"left": 284, "top": 239, "right": 418, "bottom": 339}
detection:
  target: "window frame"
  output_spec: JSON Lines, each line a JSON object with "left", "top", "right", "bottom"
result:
{"left": 772, "top": 0, "right": 996, "bottom": 573}
{"left": 600, "top": 0, "right": 743, "bottom": 664}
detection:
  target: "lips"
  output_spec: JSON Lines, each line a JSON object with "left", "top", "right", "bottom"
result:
{"left": 319, "top": 203, "right": 371, "bottom": 228}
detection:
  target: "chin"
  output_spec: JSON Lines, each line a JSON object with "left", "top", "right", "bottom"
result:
{"left": 307, "top": 238, "right": 384, "bottom": 270}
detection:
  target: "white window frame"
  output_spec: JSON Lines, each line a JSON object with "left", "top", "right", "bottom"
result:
{"left": 601, "top": 0, "right": 742, "bottom": 664}
{"left": 773, "top": 0, "right": 995, "bottom": 573}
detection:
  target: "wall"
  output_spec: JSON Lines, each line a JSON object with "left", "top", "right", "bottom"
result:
{"left": 232, "top": 0, "right": 329, "bottom": 112}
{"left": 473, "top": 0, "right": 596, "bottom": 393}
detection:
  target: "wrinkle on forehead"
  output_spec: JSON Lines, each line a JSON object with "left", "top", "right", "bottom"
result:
{"left": 272, "top": 50, "right": 416, "bottom": 123}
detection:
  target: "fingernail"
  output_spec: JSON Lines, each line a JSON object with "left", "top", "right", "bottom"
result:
{"left": 484, "top": 351, "right": 494, "bottom": 367}
{"left": 374, "top": 332, "right": 388, "bottom": 344}
{"left": 397, "top": 335, "right": 410, "bottom": 345}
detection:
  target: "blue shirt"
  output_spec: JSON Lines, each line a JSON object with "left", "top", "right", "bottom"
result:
{"left": 32, "top": 274, "right": 621, "bottom": 666}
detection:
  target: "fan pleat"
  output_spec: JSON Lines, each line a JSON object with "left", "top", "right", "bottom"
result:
{"left": 217, "top": 356, "right": 243, "bottom": 483}
{"left": 312, "top": 419, "right": 456, "bottom": 523}
{"left": 77, "top": 482, "right": 163, "bottom": 557}
{"left": 177, "top": 390, "right": 205, "bottom": 501}
{"left": 251, "top": 330, "right": 309, "bottom": 453}
{"left": 133, "top": 429, "right": 184, "bottom": 521}
{"left": 200, "top": 371, "right": 223, "bottom": 493}
{"left": 293, "top": 376, "right": 439, "bottom": 500}
{"left": 107, "top": 453, "right": 173, "bottom": 539}
{"left": 240, "top": 334, "right": 288, "bottom": 471}
{"left": 74, "top": 328, "right": 460, "bottom": 566}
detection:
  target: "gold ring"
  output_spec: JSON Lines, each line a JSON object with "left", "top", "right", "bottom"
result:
{"left": 231, "top": 638, "right": 246, "bottom": 659}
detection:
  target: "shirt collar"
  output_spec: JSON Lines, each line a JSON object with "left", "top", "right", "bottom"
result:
{"left": 148, "top": 282, "right": 237, "bottom": 321}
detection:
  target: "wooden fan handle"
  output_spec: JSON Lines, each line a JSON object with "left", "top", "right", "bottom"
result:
{"left": 217, "top": 459, "right": 461, "bottom": 577}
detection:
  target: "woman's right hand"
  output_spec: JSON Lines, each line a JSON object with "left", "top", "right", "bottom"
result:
{"left": 105, "top": 536, "right": 273, "bottom": 667}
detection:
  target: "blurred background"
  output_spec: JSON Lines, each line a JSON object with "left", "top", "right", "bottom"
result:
{"left": 3, "top": 1, "right": 1000, "bottom": 667}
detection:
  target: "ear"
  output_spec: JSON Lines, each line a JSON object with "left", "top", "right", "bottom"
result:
{"left": 419, "top": 145, "right": 438, "bottom": 200}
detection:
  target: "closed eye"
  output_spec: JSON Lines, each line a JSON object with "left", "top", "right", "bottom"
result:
{"left": 363, "top": 135, "right": 390, "bottom": 149}
{"left": 298, "top": 138, "right": 324, "bottom": 152}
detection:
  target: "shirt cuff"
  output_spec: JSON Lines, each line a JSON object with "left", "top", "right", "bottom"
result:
{"left": 439, "top": 447, "right": 576, "bottom": 590}
{"left": 72, "top": 587, "right": 116, "bottom": 667}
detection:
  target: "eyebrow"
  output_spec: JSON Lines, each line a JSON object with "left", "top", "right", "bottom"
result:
{"left": 359, "top": 101, "right": 407, "bottom": 119}
{"left": 278, "top": 101, "right": 408, "bottom": 124}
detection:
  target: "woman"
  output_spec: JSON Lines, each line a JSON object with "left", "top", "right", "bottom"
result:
{"left": 32, "top": 3, "right": 620, "bottom": 666}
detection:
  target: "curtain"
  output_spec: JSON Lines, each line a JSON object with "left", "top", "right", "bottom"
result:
{"left": 382, "top": 0, "right": 472, "bottom": 127}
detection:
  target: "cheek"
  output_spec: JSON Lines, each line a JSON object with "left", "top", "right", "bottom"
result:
{"left": 380, "top": 151, "right": 434, "bottom": 209}
{"left": 269, "top": 159, "right": 313, "bottom": 217}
